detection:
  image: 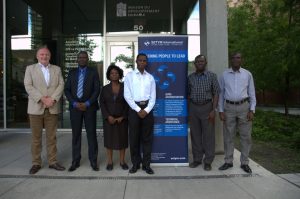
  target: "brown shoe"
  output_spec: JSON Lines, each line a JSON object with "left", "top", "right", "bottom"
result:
{"left": 49, "top": 163, "right": 65, "bottom": 171}
{"left": 29, "top": 165, "right": 41, "bottom": 175}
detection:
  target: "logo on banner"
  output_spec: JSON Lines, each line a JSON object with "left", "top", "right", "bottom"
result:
{"left": 144, "top": 41, "right": 151, "bottom": 46}
{"left": 152, "top": 65, "right": 176, "bottom": 90}
{"left": 116, "top": 2, "right": 127, "bottom": 17}
{"left": 143, "top": 40, "right": 184, "bottom": 47}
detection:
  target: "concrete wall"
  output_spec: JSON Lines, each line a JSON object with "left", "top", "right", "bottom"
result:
{"left": 200, "top": 0, "right": 228, "bottom": 153}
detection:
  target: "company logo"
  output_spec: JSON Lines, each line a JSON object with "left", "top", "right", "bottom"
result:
{"left": 116, "top": 2, "right": 127, "bottom": 17}
{"left": 145, "top": 40, "right": 184, "bottom": 47}
{"left": 144, "top": 41, "right": 150, "bottom": 46}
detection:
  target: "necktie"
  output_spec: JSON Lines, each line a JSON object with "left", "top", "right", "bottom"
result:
{"left": 77, "top": 70, "right": 84, "bottom": 98}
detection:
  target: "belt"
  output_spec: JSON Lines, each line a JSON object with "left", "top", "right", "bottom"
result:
{"left": 135, "top": 100, "right": 149, "bottom": 106}
{"left": 225, "top": 98, "right": 249, "bottom": 105}
{"left": 191, "top": 100, "right": 211, "bottom": 105}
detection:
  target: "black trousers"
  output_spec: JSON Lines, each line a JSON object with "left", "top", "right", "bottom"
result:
{"left": 128, "top": 108, "right": 154, "bottom": 167}
{"left": 70, "top": 108, "right": 98, "bottom": 166}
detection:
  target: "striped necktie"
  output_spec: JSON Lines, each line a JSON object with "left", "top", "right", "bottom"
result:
{"left": 77, "top": 70, "right": 84, "bottom": 98}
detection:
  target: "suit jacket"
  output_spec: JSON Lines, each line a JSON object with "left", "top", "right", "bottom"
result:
{"left": 24, "top": 63, "right": 64, "bottom": 115}
{"left": 100, "top": 83, "right": 128, "bottom": 119}
{"left": 64, "top": 66, "right": 100, "bottom": 110}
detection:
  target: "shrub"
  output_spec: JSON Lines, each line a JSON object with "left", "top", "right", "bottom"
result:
{"left": 252, "top": 110, "right": 300, "bottom": 149}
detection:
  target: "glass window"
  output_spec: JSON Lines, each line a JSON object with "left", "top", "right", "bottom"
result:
{"left": 7, "top": 0, "right": 103, "bottom": 128}
{"left": 173, "top": 0, "right": 200, "bottom": 74}
{"left": 63, "top": 0, "right": 103, "bottom": 34}
{"left": 62, "top": 34, "right": 103, "bottom": 128}
{"left": 7, "top": 0, "right": 31, "bottom": 128}
{"left": 107, "top": 0, "right": 170, "bottom": 33}
{"left": 4, "top": 0, "right": 199, "bottom": 128}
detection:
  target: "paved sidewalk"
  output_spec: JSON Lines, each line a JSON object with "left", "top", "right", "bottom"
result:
{"left": 0, "top": 132, "right": 299, "bottom": 199}
{"left": 278, "top": 174, "right": 300, "bottom": 188}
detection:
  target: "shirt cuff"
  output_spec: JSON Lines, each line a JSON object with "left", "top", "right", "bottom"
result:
{"left": 134, "top": 106, "right": 141, "bottom": 113}
{"left": 144, "top": 106, "right": 151, "bottom": 114}
{"left": 85, "top": 101, "right": 90, "bottom": 107}
{"left": 218, "top": 106, "right": 224, "bottom": 112}
{"left": 72, "top": 102, "right": 77, "bottom": 108}
{"left": 250, "top": 108, "right": 255, "bottom": 113}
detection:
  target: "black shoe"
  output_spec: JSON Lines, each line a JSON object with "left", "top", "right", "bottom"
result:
{"left": 218, "top": 163, "right": 233, "bottom": 170}
{"left": 29, "top": 165, "right": 41, "bottom": 175}
{"left": 129, "top": 165, "right": 140, "bottom": 174}
{"left": 204, "top": 163, "right": 212, "bottom": 171}
{"left": 68, "top": 163, "right": 80, "bottom": 172}
{"left": 106, "top": 163, "right": 113, "bottom": 171}
{"left": 241, "top": 164, "right": 252, "bottom": 173}
{"left": 189, "top": 161, "right": 202, "bottom": 168}
{"left": 142, "top": 165, "right": 154, "bottom": 175}
{"left": 91, "top": 163, "right": 99, "bottom": 171}
{"left": 120, "top": 163, "right": 129, "bottom": 170}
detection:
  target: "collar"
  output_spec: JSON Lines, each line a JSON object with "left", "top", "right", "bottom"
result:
{"left": 195, "top": 70, "right": 207, "bottom": 76}
{"left": 134, "top": 68, "right": 147, "bottom": 75}
{"left": 228, "top": 67, "right": 242, "bottom": 73}
{"left": 78, "top": 66, "right": 87, "bottom": 72}
{"left": 38, "top": 63, "right": 50, "bottom": 68}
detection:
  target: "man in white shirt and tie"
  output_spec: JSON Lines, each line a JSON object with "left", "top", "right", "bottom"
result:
{"left": 124, "top": 53, "right": 156, "bottom": 175}
{"left": 218, "top": 52, "right": 256, "bottom": 173}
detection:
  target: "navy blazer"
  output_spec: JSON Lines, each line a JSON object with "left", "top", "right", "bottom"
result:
{"left": 64, "top": 66, "right": 100, "bottom": 110}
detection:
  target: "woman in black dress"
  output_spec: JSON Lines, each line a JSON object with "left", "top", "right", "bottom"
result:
{"left": 100, "top": 64, "right": 129, "bottom": 171}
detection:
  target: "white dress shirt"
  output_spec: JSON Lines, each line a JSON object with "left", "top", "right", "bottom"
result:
{"left": 124, "top": 69, "right": 156, "bottom": 113}
{"left": 218, "top": 67, "right": 256, "bottom": 112}
{"left": 39, "top": 63, "right": 50, "bottom": 86}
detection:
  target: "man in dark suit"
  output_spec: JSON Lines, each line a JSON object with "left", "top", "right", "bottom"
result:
{"left": 65, "top": 51, "right": 100, "bottom": 171}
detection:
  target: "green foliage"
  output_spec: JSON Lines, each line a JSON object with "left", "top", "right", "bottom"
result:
{"left": 228, "top": 0, "right": 300, "bottom": 94}
{"left": 114, "top": 54, "right": 134, "bottom": 68}
{"left": 252, "top": 110, "right": 300, "bottom": 149}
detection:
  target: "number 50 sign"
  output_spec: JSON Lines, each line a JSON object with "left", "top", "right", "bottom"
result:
{"left": 134, "top": 25, "right": 144, "bottom": 31}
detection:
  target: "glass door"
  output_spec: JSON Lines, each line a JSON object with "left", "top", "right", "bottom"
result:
{"left": 104, "top": 34, "right": 138, "bottom": 84}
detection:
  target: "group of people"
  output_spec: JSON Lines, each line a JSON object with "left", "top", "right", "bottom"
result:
{"left": 24, "top": 46, "right": 256, "bottom": 176}
{"left": 187, "top": 53, "right": 256, "bottom": 174}
{"left": 24, "top": 47, "right": 155, "bottom": 175}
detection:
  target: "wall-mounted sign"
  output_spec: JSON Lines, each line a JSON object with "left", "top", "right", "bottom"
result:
{"left": 107, "top": 0, "right": 170, "bottom": 33}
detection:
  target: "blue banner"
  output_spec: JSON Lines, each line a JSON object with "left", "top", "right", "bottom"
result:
{"left": 138, "top": 36, "right": 188, "bottom": 164}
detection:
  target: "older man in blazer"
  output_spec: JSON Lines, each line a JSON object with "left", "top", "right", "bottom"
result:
{"left": 65, "top": 51, "right": 100, "bottom": 172}
{"left": 24, "top": 46, "right": 65, "bottom": 174}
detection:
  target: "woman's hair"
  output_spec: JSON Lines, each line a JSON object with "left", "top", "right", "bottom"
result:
{"left": 106, "top": 64, "right": 124, "bottom": 80}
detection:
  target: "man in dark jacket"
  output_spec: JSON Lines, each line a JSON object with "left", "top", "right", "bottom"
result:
{"left": 65, "top": 51, "right": 100, "bottom": 172}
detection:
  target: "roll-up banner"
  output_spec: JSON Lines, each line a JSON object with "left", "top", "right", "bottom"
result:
{"left": 138, "top": 36, "right": 189, "bottom": 165}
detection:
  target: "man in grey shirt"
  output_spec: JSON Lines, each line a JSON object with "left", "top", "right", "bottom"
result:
{"left": 218, "top": 52, "right": 256, "bottom": 173}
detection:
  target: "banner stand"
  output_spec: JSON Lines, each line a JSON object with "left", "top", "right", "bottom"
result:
{"left": 139, "top": 35, "right": 189, "bottom": 166}
{"left": 151, "top": 163, "right": 189, "bottom": 167}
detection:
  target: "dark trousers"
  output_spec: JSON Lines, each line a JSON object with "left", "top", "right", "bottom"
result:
{"left": 128, "top": 108, "right": 154, "bottom": 167}
{"left": 189, "top": 102, "right": 215, "bottom": 164}
{"left": 70, "top": 108, "right": 98, "bottom": 166}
